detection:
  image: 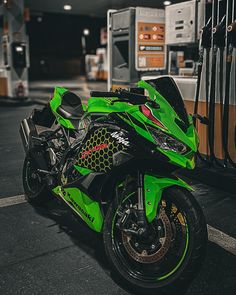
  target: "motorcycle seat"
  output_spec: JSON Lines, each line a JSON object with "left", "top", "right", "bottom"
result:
{"left": 57, "top": 91, "right": 84, "bottom": 120}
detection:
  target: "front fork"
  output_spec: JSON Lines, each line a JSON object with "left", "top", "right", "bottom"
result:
{"left": 116, "top": 171, "right": 148, "bottom": 236}
{"left": 136, "top": 171, "right": 148, "bottom": 236}
{"left": 116, "top": 172, "right": 193, "bottom": 235}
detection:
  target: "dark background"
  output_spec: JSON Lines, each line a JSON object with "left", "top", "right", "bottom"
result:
{"left": 27, "top": 14, "right": 106, "bottom": 79}
{"left": 25, "top": 0, "right": 226, "bottom": 80}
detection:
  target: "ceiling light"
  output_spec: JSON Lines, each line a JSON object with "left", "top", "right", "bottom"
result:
{"left": 16, "top": 46, "right": 23, "bottom": 52}
{"left": 83, "top": 29, "right": 90, "bottom": 36}
{"left": 163, "top": 1, "right": 172, "bottom": 6}
{"left": 63, "top": 4, "right": 72, "bottom": 11}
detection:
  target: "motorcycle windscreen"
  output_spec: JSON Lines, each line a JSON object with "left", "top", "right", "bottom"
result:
{"left": 146, "top": 76, "right": 189, "bottom": 126}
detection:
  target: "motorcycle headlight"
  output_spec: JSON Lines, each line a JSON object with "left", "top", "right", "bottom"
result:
{"left": 148, "top": 127, "right": 187, "bottom": 154}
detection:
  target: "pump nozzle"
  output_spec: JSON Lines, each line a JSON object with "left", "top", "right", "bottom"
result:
{"left": 212, "top": 15, "right": 226, "bottom": 48}
{"left": 200, "top": 17, "right": 212, "bottom": 49}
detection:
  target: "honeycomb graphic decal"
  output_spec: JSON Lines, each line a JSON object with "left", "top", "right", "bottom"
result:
{"left": 77, "top": 128, "right": 127, "bottom": 172}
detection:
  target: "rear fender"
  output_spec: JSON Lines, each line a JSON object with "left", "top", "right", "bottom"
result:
{"left": 144, "top": 174, "right": 193, "bottom": 223}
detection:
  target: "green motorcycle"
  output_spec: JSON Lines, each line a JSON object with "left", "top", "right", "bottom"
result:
{"left": 20, "top": 76, "right": 207, "bottom": 294}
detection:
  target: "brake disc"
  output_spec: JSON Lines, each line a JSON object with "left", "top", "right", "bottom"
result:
{"left": 121, "top": 209, "right": 172, "bottom": 264}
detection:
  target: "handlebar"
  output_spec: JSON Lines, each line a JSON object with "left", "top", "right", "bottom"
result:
{"left": 90, "top": 91, "right": 119, "bottom": 98}
{"left": 90, "top": 89, "right": 148, "bottom": 104}
{"left": 90, "top": 89, "right": 160, "bottom": 109}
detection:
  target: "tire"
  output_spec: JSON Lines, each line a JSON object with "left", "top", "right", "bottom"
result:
{"left": 103, "top": 185, "right": 207, "bottom": 295}
{"left": 23, "top": 153, "right": 52, "bottom": 205}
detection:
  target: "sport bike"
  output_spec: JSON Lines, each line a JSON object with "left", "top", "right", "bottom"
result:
{"left": 20, "top": 76, "right": 207, "bottom": 294}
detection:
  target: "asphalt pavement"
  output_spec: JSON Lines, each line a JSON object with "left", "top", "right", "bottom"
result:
{"left": 0, "top": 82, "right": 236, "bottom": 295}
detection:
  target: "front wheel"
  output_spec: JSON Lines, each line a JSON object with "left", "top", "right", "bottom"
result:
{"left": 103, "top": 185, "right": 207, "bottom": 294}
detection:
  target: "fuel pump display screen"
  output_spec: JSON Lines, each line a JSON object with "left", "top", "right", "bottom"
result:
{"left": 135, "top": 7, "right": 166, "bottom": 71}
{"left": 12, "top": 42, "right": 27, "bottom": 68}
{"left": 165, "top": 0, "right": 204, "bottom": 45}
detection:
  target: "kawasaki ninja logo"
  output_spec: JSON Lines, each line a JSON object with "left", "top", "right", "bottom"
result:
{"left": 68, "top": 197, "right": 95, "bottom": 223}
{"left": 81, "top": 143, "right": 108, "bottom": 159}
{"left": 111, "top": 131, "right": 129, "bottom": 146}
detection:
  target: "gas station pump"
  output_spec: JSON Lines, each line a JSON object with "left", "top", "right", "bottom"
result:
{"left": 108, "top": 7, "right": 166, "bottom": 91}
{"left": 0, "top": 0, "right": 29, "bottom": 101}
{"left": 1, "top": 35, "right": 29, "bottom": 99}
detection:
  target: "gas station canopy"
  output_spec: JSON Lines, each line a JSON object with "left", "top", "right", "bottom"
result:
{"left": 26, "top": 0, "right": 188, "bottom": 16}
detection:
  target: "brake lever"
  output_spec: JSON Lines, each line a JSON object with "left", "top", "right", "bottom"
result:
{"left": 192, "top": 114, "right": 209, "bottom": 125}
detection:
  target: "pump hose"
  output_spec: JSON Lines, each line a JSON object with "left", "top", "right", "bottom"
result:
{"left": 222, "top": 20, "right": 236, "bottom": 168}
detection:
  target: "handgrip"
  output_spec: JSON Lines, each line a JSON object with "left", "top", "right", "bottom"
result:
{"left": 90, "top": 91, "right": 119, "bottom": 98}
{"left": 120, "top": 89, "right": 147, "bottom": 100}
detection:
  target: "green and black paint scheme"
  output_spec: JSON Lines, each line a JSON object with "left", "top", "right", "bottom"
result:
{"left": 20, "top": 76, "right": 206, "bottom": 293}
{"left": 20, "top": 77, "right": 198, "bottom": 233}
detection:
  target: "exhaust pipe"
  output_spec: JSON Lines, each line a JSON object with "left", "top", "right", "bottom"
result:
{"left": 19, "top": 117, "right": 49, "bottom": 171}
{"left": 19, "top": 118, "right": 37, "bottom": 152}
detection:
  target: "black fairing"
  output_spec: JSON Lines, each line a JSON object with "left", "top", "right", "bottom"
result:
{"left": 73, "top": 113, "right": 177, "bottom": 172}
{"left": 61, "top": 113, "right": 179, "bottom": 203}
{"left": 63, "top": 172, "right": 107, "bottom": 202}
{"left": 75, "top": 123, "right": 133, "bottom": 173}
{"left": 146, "top": 76, "right": 189, "bottom": 127}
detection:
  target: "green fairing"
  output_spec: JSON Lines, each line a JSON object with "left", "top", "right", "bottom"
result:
{"left": 49, "top": 81, "right": 198, "bottom": 169}
{"left": 83, "top": 81, "right": 198, "bottom": 169}
{"left": 74, "top": 165, "right": 92, "bottom": 176}
{"left": 52, "top": 186, "right": 103, "bottom": 232}
{"left": 139, "top": 80, "right": 198, "bottom": 150}
{"left": 118, "top": 81, "right": 199, "bottom": 169}
{"left": 87, "top": 96, "right": 135, "bottom": 113}
{"left": 53, "top": 171, "right": 192, "bottom": 231}
{"left": 117, "top": 113, "right": 155, "bottom": 143}
{"left": 86, "top": 82, "right": 198, "bottom": 154}
{"left": 49, "top": 82, "right": 197, "bottom": 223}
{"left": 144, "top": 174, "right": 193, "bottom": 223}
{"left": 157, "top": 149, "right": 195, "bottom": 169}
{"left": 137, "top": 80, "right": 198, "bottom": 166}
{"left": 117, "top": 111, "right": 195, "bottom": 169}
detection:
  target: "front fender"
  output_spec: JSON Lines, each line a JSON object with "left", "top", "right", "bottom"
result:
{"left": 144, "top": 174, "right": 193, "bottom": 223}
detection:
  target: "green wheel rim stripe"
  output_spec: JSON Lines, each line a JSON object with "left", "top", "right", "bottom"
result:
{"left": 157, "top": 221, "right": 189, "bottom": 281}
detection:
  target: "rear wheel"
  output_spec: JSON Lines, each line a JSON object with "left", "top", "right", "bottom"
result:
{"left": 103, "top": 184, "right": 207, "bottom": 294}
{"left": 23, "top": 154, "right": 51, "bottom": 205}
